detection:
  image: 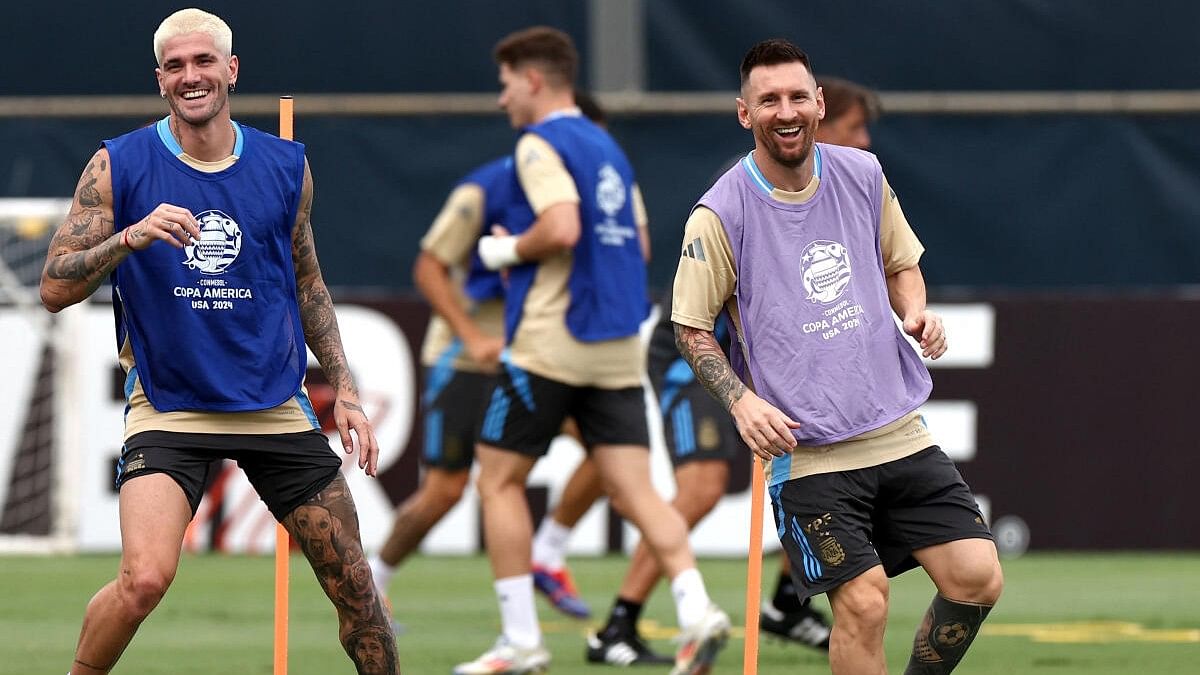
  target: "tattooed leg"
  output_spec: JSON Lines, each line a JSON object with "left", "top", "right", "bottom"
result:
{"left": 904, "top": 596, "right": 992, "bottom": 674}
{"left": 284, "top": 475, "right": 399, "bottom": 674}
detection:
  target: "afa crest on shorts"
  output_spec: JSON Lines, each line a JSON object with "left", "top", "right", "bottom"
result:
{"left": 182, "top": 209, "right": 242, "bottom": 275}
{"left": 818, "top": 535, "right": 846, "bottom": 566}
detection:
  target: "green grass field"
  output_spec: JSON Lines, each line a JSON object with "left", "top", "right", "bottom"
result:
{"left": 4, "top": 552, "right": 1197, "bottom": 674}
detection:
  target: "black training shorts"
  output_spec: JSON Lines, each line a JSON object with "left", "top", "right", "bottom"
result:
{"left": 420, "top": 368, "right": 494, "bottom": 471}
{"left": 770, "top": 446, "right": 994, "bottom": 603}
{"left": 117, "top": 429, "right": 342, "bottom": 521}
{"left": 477, "top": 364, "right": 649, "bottom": 456}
{"left": 655, "top": 381, "right": 741, "bottom": 467}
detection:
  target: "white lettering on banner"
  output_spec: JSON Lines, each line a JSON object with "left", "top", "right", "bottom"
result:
{"left": 0, "top": 313, "right": 44, "bottom": 515}
{"left": 897, "top": 303, "right": 996, "bottom": 463}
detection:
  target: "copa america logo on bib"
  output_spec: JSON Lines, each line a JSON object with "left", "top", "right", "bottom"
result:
{"left": 800, "top": 240, "right": 852, "bottom": 304}
{"left": 596, "top": 164, "right": 626, "bottom": 217}
{"left": 182, "top": 210, "right": 242, "bottom": 275}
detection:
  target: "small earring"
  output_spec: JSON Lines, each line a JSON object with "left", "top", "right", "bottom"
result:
{"left": 228, "top": 83, "right": 236, "bottom": 93}
{"left": 160, "top": 92, "right": 166, "bottom": 98}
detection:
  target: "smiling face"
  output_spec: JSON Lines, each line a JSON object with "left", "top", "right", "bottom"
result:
{"left": 737, "top": 61, "right": 825, "bottom": 169}
{"left": 155, "top": 31, "right": 237, "bottom": 128}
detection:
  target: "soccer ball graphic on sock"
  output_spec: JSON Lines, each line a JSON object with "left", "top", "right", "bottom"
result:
{"left": 182, "top": 210, "right": 242, "bottom": 274}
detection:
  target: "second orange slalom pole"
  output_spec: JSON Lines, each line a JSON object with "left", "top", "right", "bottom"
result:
{"left": 274, "top": 94, "right": 294, "bottom": 675}
{"left": 743, "top": 458, "right": 767, "bottom": 674}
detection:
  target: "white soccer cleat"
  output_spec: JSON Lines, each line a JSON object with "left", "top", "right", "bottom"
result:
{"left": 452, "top": 636, "right": 551, "bottom": 675}
{"left": 671, "top": 604, "right": 731, "bottom": 675}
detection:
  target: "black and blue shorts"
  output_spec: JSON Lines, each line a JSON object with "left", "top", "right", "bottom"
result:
{"left": 771, "top": 446, "right": 993, "bottom": 603}
{"left": 652, "top": 358, "right": 742, "bottom": 467}
{"left": 420, "top": 367, "right": 494, "bottom": 471}
{"left": 117, "top": 429, "right": 342, "bottom": 521}
{"left": 477, "top": 363, "right": 648, "bottom": 457}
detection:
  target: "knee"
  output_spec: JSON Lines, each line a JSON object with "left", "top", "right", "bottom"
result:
{"left": 672, "top": 486, "right": 723, "bottom": 526}
{"left": 475, "top": 472, "right": 518, "bottom": 503}
{"left": 944, "top": 558, "right": 1004, "bottom": 605}
{"left": 424, "top": 473, "right": 469, "bottom": 512}
{"left": 833, "top": 575, "right": 889, "bottom": 632}
{"left": 606, "top": 485, "right": 668, "bottom": 527}
{"left": 605, "top": 486, "right": 631, "bottom": 516}
{"left": 118, "top": 565, "right": 175, "bottom": 620}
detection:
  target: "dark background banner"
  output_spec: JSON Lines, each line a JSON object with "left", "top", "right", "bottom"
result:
{"left": 4, "top": 2, "right": 1200, "bottom": 290}
{"left": 6, "top": 113, "right": 1200, "bottom": 290}
{"left": 6, "top": 1, "right": 1197, "bottom": 94}
{"left": 355, "top": 294, "right": 1200, "bottom": 552}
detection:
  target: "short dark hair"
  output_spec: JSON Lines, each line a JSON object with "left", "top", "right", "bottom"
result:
{"left": 493, "top": 26, "right": 579, "bottom": 87}
{"left": 818, "top": 76, "right": 881, "bottom": 122}
{"left": 740, "top": 38, "right": 812, "bottom": 85}
{"left": 574, "top": 90, "right": 607, "bottom": 125}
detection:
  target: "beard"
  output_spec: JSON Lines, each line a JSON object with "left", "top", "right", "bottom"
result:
{"left": 756, "top": 122, "right": 816, "bottom": 169}
{"left": 168, "top": 88, "right": 228, "bottom": 128}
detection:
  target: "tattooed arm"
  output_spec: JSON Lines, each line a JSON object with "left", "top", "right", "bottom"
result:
{"left": 673, "top": 323, "right": 745, "bottom": 410}
{"left": 40, "top": 148, "right": 200, "bottom": 312}
{"left": 292, "top": 158, "right": 380, "bottom": 475}
{"left": 674, "top": 322, "right": 799, "bottom": 460}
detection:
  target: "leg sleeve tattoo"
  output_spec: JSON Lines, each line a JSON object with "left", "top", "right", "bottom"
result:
{"left": 904, "top": 594, "right": 993, "bottom": 674}
{"left": 284, "top": 476, "right": 400, "bottom": 674}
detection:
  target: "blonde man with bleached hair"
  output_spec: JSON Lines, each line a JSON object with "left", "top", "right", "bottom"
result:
{"left": 153, "top": 8, "right": 232, "bottom": 64}
{"left": 45, "top": 8, "right": 398, "bottom": 674}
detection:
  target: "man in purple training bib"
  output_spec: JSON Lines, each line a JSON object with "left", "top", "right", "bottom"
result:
{"left": 670, "top": 39, "right": 1003, "bottom": 674}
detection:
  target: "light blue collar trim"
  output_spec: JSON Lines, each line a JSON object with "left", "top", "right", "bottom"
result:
{"left": 155, "top": 116, "right": 183, "bottom": 155}
{"left": 231, "top": 121, "right": 244, "bottom": 156}
{"left": 155, "top": 116, "right": 243, "bottom": 158}
{"left": 741, "top": 145, "right": 823, "bottom": 195}
{"left": 741, "top": 151, "right": 773, "bottom": 194}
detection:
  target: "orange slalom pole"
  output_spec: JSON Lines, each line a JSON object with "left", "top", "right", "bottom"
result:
{"left": 743, "top": 457, "right": 767, "bottom": 674}
{"left": 274, "top": 95, "right": 294, "bottom": 675}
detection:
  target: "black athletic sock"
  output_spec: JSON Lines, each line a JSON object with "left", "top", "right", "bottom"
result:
{"left": 771, "top": 571, "right": 804, "bottom": 613}
{"left": 904, "top": 595, "right": 993, "bottom": 674}
{"left": 601, "top": 597, "right": 644, "bottom": 638}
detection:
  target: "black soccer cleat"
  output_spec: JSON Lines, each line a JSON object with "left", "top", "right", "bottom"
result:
{"left": 586, "top": 628, "right": 674, "bottom": 667}
{"left": 760, "top": 601, "right": 832, "bottom": 651}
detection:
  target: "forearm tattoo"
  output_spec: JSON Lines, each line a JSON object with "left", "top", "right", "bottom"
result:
{"left": 674, "top": 323, "right": 747, "bottom": 411}
{"left": 43, "top": 155, "right": 126, "bottom": 298}
{"left": 291, "top": 171, "right": 359, "bottom": 402}
{"left": 284, "top": 476, "right": 399, "bottom": 673}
